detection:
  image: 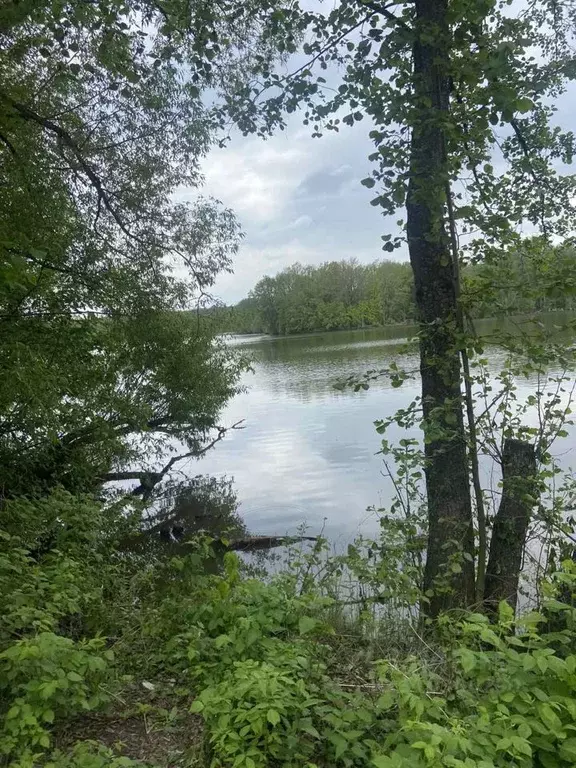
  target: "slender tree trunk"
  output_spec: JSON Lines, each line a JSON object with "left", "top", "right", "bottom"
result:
{"left": 484, "top": 438, "right": 537, "bottom": 617}
{"left": 406, "top": 0, "right": 475, "bottom": 616}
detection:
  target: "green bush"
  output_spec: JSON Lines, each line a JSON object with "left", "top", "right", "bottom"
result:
{"left": 4, "top": 491, "right": 576, "bottom": 768}
{"left": 180, "top": 553, "right": 576, "bottom": 768}
{"left": 186, "top": 556, "right": 380, "bottom": 767}
{"left": 0, "top": 533, "right": 86, "bottom": 643}
{"left": 45, "top": 741, "right": 147, "bottom": 768}
{"left": 0, "top": 633, "right": 112, "bottom": 759}
{"left": 370, "top": 608, "right": 576, "bottom": 767}
{"left": 0, "top": 492, "right": 136, "bottom": 765}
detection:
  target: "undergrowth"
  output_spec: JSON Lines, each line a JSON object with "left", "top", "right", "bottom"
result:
{"left": 1, "top": 491, "right": 576, "bottom": 767}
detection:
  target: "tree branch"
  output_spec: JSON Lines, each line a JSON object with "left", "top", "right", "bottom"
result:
{"left": 357, "top": 0, "right": 411, "bottom": 32}
{"left": 102, "top": 420, "right": 245, "bottom": 500}
{"left": 510, "top": 117, "right": 550, "bottom": 237}
{"left": 0, "top": 130, "right": 17, "bottom": 155}
{"left": 0, "top": 92, "right": 135, "bottom": 241}
{"left": 281, "top": 12, "right": 378, "bottom": 86}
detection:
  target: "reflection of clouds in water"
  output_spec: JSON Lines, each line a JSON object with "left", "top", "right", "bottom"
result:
{"left": 198, "top": 324, "right": 576, "bottom": 545}
{"left": 199, "top": 405, "right": 342, "bottom": 534}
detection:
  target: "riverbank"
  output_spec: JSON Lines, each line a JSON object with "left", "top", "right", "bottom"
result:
{"left": 224, "top": 310, "right": 576, "bottom": 341}
{"left": 4, "top": 506, "right": 576, "bottom": 768}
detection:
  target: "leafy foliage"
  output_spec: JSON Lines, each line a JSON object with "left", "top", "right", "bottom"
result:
{"left": 0, "top": 0, "right": 296, "bottom": 497}
{"left": 3, "top": 1, "right": 576, "bottom": 766}
{"left": 1, "top": 633, "right": 111, "bottom": 759}
{"left": 214, "top": 244, "right": 576, "bottom": 337}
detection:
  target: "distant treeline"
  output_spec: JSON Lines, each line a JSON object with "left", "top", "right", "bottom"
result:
{"left": 215, "top": 259, "right": 415, "bottom": 335}
{"left": 212, "top": 244, "right": 576, "bottom": 336}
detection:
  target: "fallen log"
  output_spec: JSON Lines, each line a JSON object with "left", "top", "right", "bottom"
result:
{"left": 224, "top": 536, "right": 318, "bottom": 553}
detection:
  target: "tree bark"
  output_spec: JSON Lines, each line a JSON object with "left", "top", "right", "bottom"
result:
{"left": 407, "top": 0, "right": 475, "bottom": 616}
{"left": 484, "top": 438, "right": 537, "bottom": 617}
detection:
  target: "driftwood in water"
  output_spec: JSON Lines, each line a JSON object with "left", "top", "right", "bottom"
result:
{"left": 484, "top": 438, "right": 537, "bottom": 617}
{"left": 121, "top": 526, "right": 317, "bottom": 555}
{"left": 224, "top": 535, "right": 317, "bottom": 553}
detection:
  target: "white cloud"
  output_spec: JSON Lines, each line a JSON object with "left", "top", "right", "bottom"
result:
{"left": 201, "top": 134, "right": 312, "bottom": 223}
{"left": 331, "top": 164, "right": 353, "bottom": 176}
{"left": 213, "top": 241, "right": 320, "bottom": 300}
{"left": 178, "top": 118, "right": 406, "bottom": 303}
{"left": 289, "top": 214, "right": 313, "bottom": 229}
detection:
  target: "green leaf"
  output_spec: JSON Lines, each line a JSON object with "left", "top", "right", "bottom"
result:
{"left": 361, "top": 177, "right": 376, "bottom": 188}
{"left": 516, "top": 97, "right": 534, "bottom": 113}
{"left": 454, "top": 205, "right": 475, "bottom": 219}
{"left": 496, "top": 737, "right": 512, "bottom": 751}
{"left": 372, "top": 756, "right": 401, "bottom": 768}
{"left": 538, "top": 702, "right": 563, "bottom": 732}
{"left": 301, "top": 722, "right": 321, "bottom": 739}
{"left": 329, "top": 731, "right": 348, "bottom": 759}
{"left": 298, "top": 616, "right": 318, "bottom": 635}
{"left": 267, "top": 709, "right": 280, "bottom": 726}
{"left": 498, "top": 599, "right": 514, "bottom": 624}
{"left": 511, "top": 736, "right": 532, "bottom": 756}
{"left": 560, "top": 738, "right": 576, "bottom": 761}
{"left": 458, "top": 648, "right": 476, "bottom": 673}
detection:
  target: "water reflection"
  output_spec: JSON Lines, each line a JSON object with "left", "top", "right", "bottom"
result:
{"left": 197, "top": 315, "right": 576, "bottom": 543}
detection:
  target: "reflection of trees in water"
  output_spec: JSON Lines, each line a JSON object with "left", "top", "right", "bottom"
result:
{"left": 145, "top": 475, "right": 248, "bottom": 542}
{"left": 120, "top": 475, "right": 248, "bottom": 560}
{"left": 122, "top": 476, "right": 315, "bottom": 571}
{"left": 239, "top": 314, "right": 576, "bottom": 402}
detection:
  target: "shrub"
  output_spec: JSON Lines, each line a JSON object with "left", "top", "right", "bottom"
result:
{"left": 0, "top": 632, "right": 111, "bottom": 759}
{"left": 371, "top": 608, "right": 576, "bottom": 767}
{"left": 45, "top": 740, "right": 148, "bottom": 768}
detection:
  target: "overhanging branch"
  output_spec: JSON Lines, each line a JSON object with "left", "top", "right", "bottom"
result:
{"left": 0, "top": 92, "right": 135, "bottom": 241}
{"left": 101, "top": 420, "right": 245, "bottom": 500}
{"left": 357, "top": 0, "right": 411, "bottom": 32}
{"left": 509, "top": 117, "right": 552, "bottom": 237}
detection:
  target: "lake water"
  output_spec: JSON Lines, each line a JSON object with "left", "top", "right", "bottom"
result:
{"left": 195, "top": 316, "right": 576, "bottom": 546}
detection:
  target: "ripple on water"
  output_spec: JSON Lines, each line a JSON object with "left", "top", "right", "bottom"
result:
{"left": 197, "top": 322, "right": 576, "bottom": 543}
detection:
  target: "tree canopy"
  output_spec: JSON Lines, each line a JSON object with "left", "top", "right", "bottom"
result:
{"left": 214, "top": 245, "right": 576, "bottom": 337}
{"left": 219, "top": 259, "right": 415, "bottom": 335}
{"left": 0, "top": 0, "right": 292, "bottom": 497}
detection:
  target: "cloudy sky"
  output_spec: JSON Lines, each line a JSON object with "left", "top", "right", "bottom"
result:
{"left": 181, "top": 3, "right": 576, "bottom": 307}
{"left": 191, "top": 118, "right": 392, "bottom": 304}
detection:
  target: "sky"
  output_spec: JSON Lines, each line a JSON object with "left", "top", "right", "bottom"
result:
{"left": 179, "top": 3, "right": 576, "bottom": 306}
{"left": 180, "top": 1, "right": 405, "bottom": 306}
{"left": 192, "top": 119, "right": 393, "bottom": 304}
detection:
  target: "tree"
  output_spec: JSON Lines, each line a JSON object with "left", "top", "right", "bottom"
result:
{"left": 223, "top": 0, "right": 576, "bottom": 614}
{"left": 234, "top": 259, "right": 415, "bottom": 335}
{"left": 0, "top": 0, "right": 294, "bottom": 497}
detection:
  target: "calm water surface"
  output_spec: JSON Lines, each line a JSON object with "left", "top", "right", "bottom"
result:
{"left": 195, "top": 317, "right": 576, "bottom": 544}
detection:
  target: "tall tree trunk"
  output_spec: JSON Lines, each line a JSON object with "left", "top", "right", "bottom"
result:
{"left": 484, "top": 438, "right": 537, "bottom": 617}
{"left": 406, "top": 0, "right": 475, "bottom": 616}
